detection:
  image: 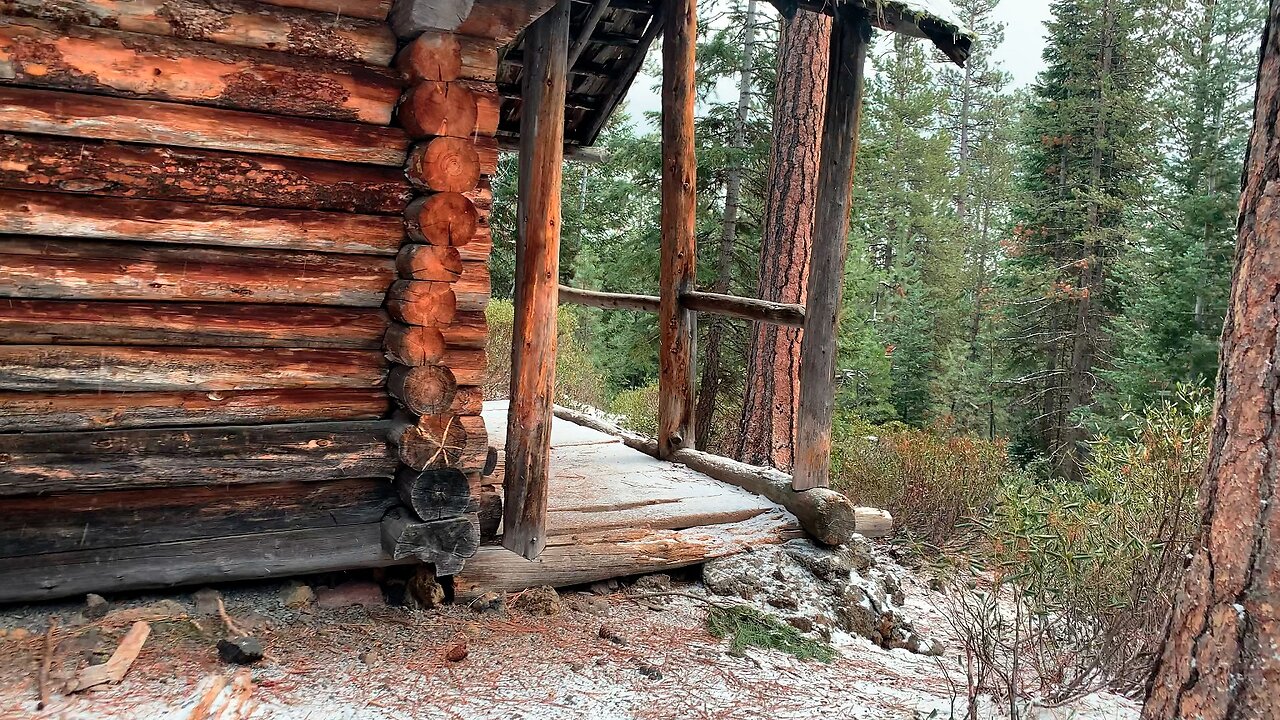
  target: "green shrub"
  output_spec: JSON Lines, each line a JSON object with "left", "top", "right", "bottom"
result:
{"left": 483, "top": 299, "right": 605, "bottom": 409}
{"left": 607, "top": 382, "right": 659, "bottom": 437}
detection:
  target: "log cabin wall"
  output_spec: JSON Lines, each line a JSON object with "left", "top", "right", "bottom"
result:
{"left": 0, "top": 0, "right": 502, "bottom": 602}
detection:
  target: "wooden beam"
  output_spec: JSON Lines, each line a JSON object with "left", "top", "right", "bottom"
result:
{"left": 793, "top": 7, "right": 870, "bottom": 492}
{"left": 389, "top": 0, "right": 556, "bottom": 42}
{"left": 680, "top": 291, "right": 805, "bottom": 327}
{"left": 657, "top": 0, "right": 697, "bottom": 459}
{"left": 568, "top": 0, "right": 612, "bottom": 67}
{"left": 578, "top": 6, "right": 662, "bottom": 144}
{"left": 557, "top": 284, "right": 660, "bottom": 312}
{"left": 381, "top": 508, "right": 479, "bottom": 575}
{"left": 504, "top": 0, "right": 570, "bottom": 561}
{"left": 257, "top": 0, "right": 393, "bottom": 21}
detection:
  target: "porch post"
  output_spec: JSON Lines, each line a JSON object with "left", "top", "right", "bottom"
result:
{"left": 657, "top": 0, "right": 698, "bottom": 459}
{"left": 793, "top": 6, "right": 870, "bottom": 491}
{"left": 504, "top": 0, "right": 570, "bottom": 560}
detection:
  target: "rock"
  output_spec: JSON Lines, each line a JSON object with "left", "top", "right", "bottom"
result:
{"left": 598, "top": 625, "right": 626, "bottom": 645}
{"left": 8, "top": 627, "right": 29, "bottom": 641}
{"left": 588, "top": 579, "right": 619, "bottom": 596}
{"left": 511, "top": 585, "right": 561, "bottom": 616}
{"left": 469, "top": 592, "right": 504, "bottom": 613}
{"left": 217, "top": 637, "right": 263, "bottom": 665}
{"left": 407, "top": 568, "right": 446, "bottom": 610}
{"left": 785, "top": 616, "right": 814, "bottom": 633}
{"left": 359, "top": 649, "right": 379, "bottom": 665}
{"left": 636, "top": 663, "right": 663, "bottom": 680}
{"left": 317, "top": 582, "right": 384, "bottom": 609}
{"left": 281, "top": 583, "right": 315, "bottom": 609}
{"left": 569, "top": 661, "right": 585, "bottom": 673}
{"left": 632, "top": 574, "right": 671, "bottom": 592}
{"left": 783, "top": 540, "right": 854, "bottom": 583}
{"left": 85, "top": 593, "right": 109, "bottom": 619}
{"left": 445, "top": 642, "right": 468, "bottom": 662}
{"left": 766, "top": 593, "right": 799, "bottom": 611}
{"left": 566, "top": 594, "right": 609, "bottom": 615}
{"left": 193, "top": 588, "right": 222, "bottom": 617}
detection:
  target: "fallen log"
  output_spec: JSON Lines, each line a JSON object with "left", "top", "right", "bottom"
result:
{"left": 405, "top": 192, "right": 479, "bottom": 246}
{"left": 0, "top": 87, "right": 408, "bottom": 165}
{"left": 387, "top": 365, "right": 458, "bottom": 415}
{"left": 395, "top": 29, "right": 499, "bottom": 82}
{"left": 380, "top": 507, "right": 479, "bottom": 576}
{"left": 386, "top": 280, "right": 458, "bottom": 326}
{"left": 0, "top": 18, "right": 402, "bottom": 123}
{"left": 393, "top": 466, "right": 476, "bottom": 519}
{"left": 396, "top": 244, "right": 464, "bottom": 282}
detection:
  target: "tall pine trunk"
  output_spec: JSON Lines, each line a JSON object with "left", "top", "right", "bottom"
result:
{"left": 694, "top": 0, "right": 757, "bottom": 451}
{"left": 736, "top": 8, "right": 831, "bottom": 469}
{"left": 1143, "top": 5, "right": 1280, "bottom": 715}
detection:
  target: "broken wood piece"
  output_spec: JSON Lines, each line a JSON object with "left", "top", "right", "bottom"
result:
{"left": 72, "top": 621, "right": 150, "bottom": 692}
{"left": 380, "top": 508, "right": 479, "bottom": 576}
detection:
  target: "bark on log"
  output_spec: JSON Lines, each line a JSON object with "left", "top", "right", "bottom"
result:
{"left": 0, "top": 478, "right": 398, "bottom": 556}
{"left": 0, "top": 18, "right": 402, "bottom": 123}
{"left": 393, "top": 466, "right": 475, "bottom": 519}
{"left": 0, "top": 87, "right": 408, "bottom": 165}
{"left": 398, "top": 81, "right": 478, "bottom": 138}
{"left": 0, "top": 0, "right": 398, "bottom": 65}
{"left": 257, "top": 0, "right": 392, "bottom": 21}
{"left": 405, "top": 192, "right": 479, "bottom": 246}
{"left": 680, "top": 291, "right": 805, "bottom": 327}
{"left": 406, "top": 137, "right": 482, "bottom": 192}
{"left": 0, "top": 421, "right": 397, "bottom": 496}
{"left": 395, "top": 29, "right": 499, "bottom": 82}
{"left": 0, "top": 133, "right": 411, "bottom": 214}
{"left": 0, "top": 190, "right": 404, "bottom": 255}
{"left": 0, "top": 300, "right": 387, "bottom": 349}
{"left": 440, "top": 311, "right": 488, "bottom": 348}
{"left": 478, "top": 484, "right": 502, "bottom": 539}
{"left": 387, "top": 365, "right": 458, "bottom": 415}
{"left": 395, "top": 244, "right": 464, "bottom": 282}
{"left": 0, "top": 345, "right": 386, "bottom": 392}
{"left": 388, "top": 412, "right": 487, "bottom": 471}
{"left": 0, "top": 389, "right": 390, "bottom": 432}
{"left": 386, "top": 280, "right": 458, "bottom": 326}
{"left": 380, "top": 507, "right": 479, "bottom": 576}
{"left": 384, "top": 323, "right": 447, "bottom": 366}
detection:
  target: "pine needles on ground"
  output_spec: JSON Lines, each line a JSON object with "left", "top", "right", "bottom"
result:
{"left": 705, "top": 605, "right": 836, "bottom": 663}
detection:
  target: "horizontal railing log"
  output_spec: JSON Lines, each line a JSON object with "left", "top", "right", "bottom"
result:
{"left": 558, "top": 284, "right": 661, "bottom": 313}
{"left": 680, "top": 291, "right": 804, "bottom": 327}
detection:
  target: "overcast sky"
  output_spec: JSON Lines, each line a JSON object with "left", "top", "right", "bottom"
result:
{"left": 620, "top": 1, "right": 1054, "bottom": 127}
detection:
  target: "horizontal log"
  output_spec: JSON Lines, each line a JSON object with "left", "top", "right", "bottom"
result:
{"left": 0, "top": 190, "right": 404, "bottom": 255}
{"left": 457, "top": 226, "right": 492, "bottom": 263}
{"left": 0, "top": 388, "right": 390, "bottom": 431}
{"left": 441, "top": 312, "right": 488, "bottom": 349}
{"left": 0, "top": 421, "right": 397, "bottom": 496}
{"left": 405, "top": 192, "right": 478, "bottom": 246}
{"left": 406, "top": 136, "right": 481, "bottom": 192}
{"left": 442, "top": 348, "right": 487, "bottom": 386}
{"left": 384, "top": 323, "right": 446, "bottom": 365}
{"left": 380, "top": 507, "right": 479, "bottom": 576}
{"left": 398, "top": 81, "right": 478, "bottom": 139}
{"left": 0, "top": 17, "right": 402, "bottom": 123}
{"left": 0, "top": 478, "right": 398, "bottom": 556}
{"left": 0, "top": 300, "right": 387, "bottom": 349}
{"left": 452, "top": 386, "right": 484, "bottom": 415}
{"left": 456, "top": 261, "right": 491, "bottom": 311}
{"left": 387, "top": 365, "right": 457, "bottom": 415}
{"left": 0, "top": 238, "right": 393, "bottom": 306}
{"left": 558, "top": 284, "right": 660, "bottom": 313}
{"left": 396, "top": 244, "right": 463, "bottom": 282}
{"left": 0, "top": 345, "right": 386, "bottom": 392}
{"left": 386, "top": 280, "right": 457, "bottom": 326}
{"left": 391, "top": 0, "right": 553, "bottom": 44}
{"left": 468, "top": 82, "right": 501, "bottom": 136}
{"left": 1, "top": 0, "right": 398, "bottom": 65}
{"left": 681, "top": 291, "right": 805, "bottom": 327}
{"left": 258, "top": 0, "right": 392, "bottom": 20}
{"left": 395, "top": 29, "right": 499, "bottom": 82}
{"left": 0, "top": 522, "right": 404, "bottom": 602}
{"left": 388, "top": 412, "right": 488, "bottom": 471}
{"left": 0, "top": 87, "right": 409, "bottom": 165}
{"left": 393, "top": 466, "right": 475, "bottom": 519}
{"left": 0, "top": 133, "right": 412, "bottom": 214}
{"left": 478, "top": 484, "right": 501, "bottom": 538}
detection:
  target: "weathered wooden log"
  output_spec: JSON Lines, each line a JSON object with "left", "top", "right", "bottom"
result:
{"left": 1, "top": 0, "right": 398, "bottom": 65}
{"left": 405, "top": 192, "right": 479, "bottom": 246}
{"left": 0, "top": 478, "right": 398, "bottom": 556}
{"left": 0, "top": 389, "right": 390, "bottom": 432}
{"left": 440, "top": 312, "right": 488, "bottom": 349}
{"left": 388, "top": 412, "right": 488, "bottom": 471}
{"left": 452, "top": 386, "right": 484, "bottom": 415}
{"left": 0, "top": 235, "right": 391, "bottom": 272}
{"left": 0, "top": 421, "right": 398, "bottom": 496}
{"left": 441, "top": 349, "right": 487, "bottom": 386}
{"left": 406, "top": 137, "right": 482, "bottom": 192}
{"left": 0, "top": 240, "right": 393, "bottom": 306}
{"left": 680, "top": 290, "right": 805, "bottom": 327}
{"left": 387, "top": 365, "right": 458, "bottom": 415}
{"left": 0, "top": 133, "right": 411, "bottom": 214}
{"left": 0, "top": 522, "right": 403, "bottom": 603}
{"left": 398, "top": 81, "right": 478, "bottom": 139}
{"left": 0, "top": 345, "right": 386, "bottom": 392}
{"left": 0, "top": 87, "right": 408, "bottom": 165}
{"left": 393, "top": 466, "right": 475, "bottom": 519}
{"left": 456, "top": 262, "right": 492, "bottom": 312}
{"left": 467, "top": 82, "right": 501, "bottom": 136}
{"left": 558, "top": 284, "right": 660, "bottom": 313}
{"left": 380, "top": 507, "right": 479, "bottom": 576}
{"left": 395, "top": 244, "right": 464, "bottom": 282}
{"left": 390, "top": 0, "right": 555, "bottom": 43}
{"left": 475, "top": 135, "right": 499, "bottom": 175}
{"left": 0, "top": 300, "right": 387, "bottom": 349}
{"left": 386, "top": 280, "right": 457, "bottom": 326}
{"left": 395, "top": 29, "right": 499, "bottom": 82}
{"left": 457, "top": 227, "right": 492, "bottom": 263}
{"left": 384, "top": 323, "right": 447, "bottom": 365}
{"left": 0, "top": 191, "right": 404, "bottom": 255}
{"left": 477, "top": 484, "right": 502, "bottom": 539}
{"left": 257, "top": 0, "right": 392, "bottom": 21}
{"left": 0, "top": 18, "right": 402, "bottom": 123}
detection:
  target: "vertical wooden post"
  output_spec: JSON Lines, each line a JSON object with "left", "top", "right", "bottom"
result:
{"left": 658, "top": 0, "right": 698, "bottom": 459}
{"left": 793, "top": 6, "right": 870, "bottom": 491}
{"left": 504, "top": 0, "right": 570, "bottom": 560}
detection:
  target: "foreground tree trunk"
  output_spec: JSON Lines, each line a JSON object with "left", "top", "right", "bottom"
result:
{"left": 1142, "top": 5, "right": 1280, "bottom": 716}
{"left": 736, "top": 8, "right": 831, "bottom": 469}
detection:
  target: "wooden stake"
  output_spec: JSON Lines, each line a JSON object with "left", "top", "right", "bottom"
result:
{"left": 503, "top": 0, "right": 569, "bottom": 561}
{"left": 657, "top": 0, "right": 698, "bottom": 459}
{"left": 793, "top": 7, "right": 870, "bottom": 491}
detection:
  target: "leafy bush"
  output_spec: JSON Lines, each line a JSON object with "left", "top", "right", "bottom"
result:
{"left": 483, "top": 300, "right": 605, "bottom": 409}
{"left": 607, "top": 382, "right": 660, "bottom": 437}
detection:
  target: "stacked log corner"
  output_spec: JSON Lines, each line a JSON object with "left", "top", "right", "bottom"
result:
{"left": 381, "top": 26, "right": 505, "bottom": 575}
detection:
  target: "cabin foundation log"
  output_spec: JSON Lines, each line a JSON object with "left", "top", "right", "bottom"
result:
{"left": 394, "top": 467, "right": 477, "bottom": 519}
{"left": 381, "top": 508, "right": 479, "bottom": 576}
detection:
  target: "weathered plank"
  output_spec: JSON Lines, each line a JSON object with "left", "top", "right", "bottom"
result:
{"left": 0, "top": 191, "right": 404, "bottom": 255}
{"left": 0, "top": 421, "right": 397, "bottom": 496}
{"left": 0, "top": 87, "right": 409, "bottom": 165}
{"left": 0, "top": 522, "right": 404, "bottom": 602}
{"left": 0, "top": 345, "right": 386, "bottom": 392}
{"left": 0, "top": 0, "right": 398, "bottom": 65}
{"left": 0, "top": 478, "right": 398, "bottom": 556}
{"left": 0, "top": 300, "right": 387, "bottom": 349}
{"left": 380, "top": 507, "right": 479, "bottom": 575}
{"left": 0, "top": 133, "right": 412, "bottom": 214}
{"left": 0, "top": 17, "right": 402, "bottom": 123}
{"left": 0, "top": 389, "right": 391, "bottom": 432}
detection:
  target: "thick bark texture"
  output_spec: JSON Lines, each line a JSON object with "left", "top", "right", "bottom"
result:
{"left": 736, "top": 9, "right": 831, "bottom": 470}
{"left": 1142, "top": 6, "right": 1280, "bottom": 717}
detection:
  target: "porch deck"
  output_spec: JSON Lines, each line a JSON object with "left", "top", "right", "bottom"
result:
{"left": 453, "top": 401, "right": 803, "bottom": 595}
